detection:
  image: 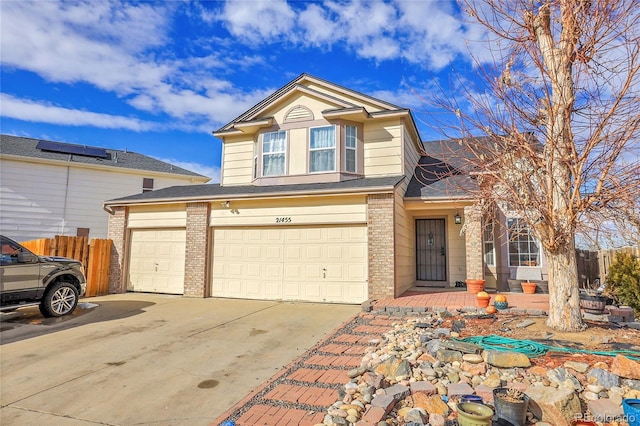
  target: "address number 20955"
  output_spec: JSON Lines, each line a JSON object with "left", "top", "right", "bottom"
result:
{"left": 275, "top": 217, "right": 292, "bottom": 223}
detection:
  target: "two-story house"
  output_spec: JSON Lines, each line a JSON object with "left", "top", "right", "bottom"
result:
{"left": 0, "top": 135, "right": 210, "bottom": 242}
{"left": 104, "top": 74, "right": 546, "bottom": 301}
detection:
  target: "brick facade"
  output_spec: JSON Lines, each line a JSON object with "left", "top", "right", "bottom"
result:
{"left": 184, "top": 202, "right": 210, "bottom": 297}
{"left": 464, "top": 205, "right": 484, "bottom": 280}
{"left": 107, "top": 206, "right": 128, "bottom": 294}
{"left": 367, "top": 193, "right": 395, "bottom": 299}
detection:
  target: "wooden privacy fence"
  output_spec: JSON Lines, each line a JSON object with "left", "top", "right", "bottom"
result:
{"left": 599, "top": 245, "right": 640, "bottom": 284}
{"left": 575, "top": 248, "right": 599, "bottom": 289}
{"left": 20, "top": 236, "right": 112, "bottom": 297}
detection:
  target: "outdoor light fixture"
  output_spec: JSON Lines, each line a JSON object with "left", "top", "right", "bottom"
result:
{"left": 454, "top": 212, "right": 462, "bottom": 224}
{"left": 222, "top": 201, "right": 230, "bottom": 208}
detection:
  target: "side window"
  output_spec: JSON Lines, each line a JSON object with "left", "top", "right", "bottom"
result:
{"left": 143, "top": 178, "right": 154, "bottom": 193}
{"left": 345, "top": 125, "right": 357, "bottom": 173}
{"left": 309, "top": 125, "right": 336, "bottom": 173}
{"left": 1, "top": 239, "right": 23, "bottom": 265}
{"left": 508, "top": 218, "right": 540, "bottom": 267}
{"left": 262, "top": 131, "right": 287, "bottom": 176}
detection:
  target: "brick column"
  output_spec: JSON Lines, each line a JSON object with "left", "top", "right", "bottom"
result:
{"left": 464, "top": 205, "right": 484, "bottom": 280}
{"left": 184, "top": 202, "right": 210, "bottom": 297}
{"left": 107, "top": 206, "right": 128, "bottom": 294}
{"left": 367, "top": 193, "right": 395, "bottom": 299}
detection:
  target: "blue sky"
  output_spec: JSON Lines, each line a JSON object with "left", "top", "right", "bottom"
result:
{"left": 1, "top": 0, "right": 491, "bottom": 182}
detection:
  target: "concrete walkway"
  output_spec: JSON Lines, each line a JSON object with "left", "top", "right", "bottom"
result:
{"left": 211, "top": 290, "right": 549, "bottom": 425}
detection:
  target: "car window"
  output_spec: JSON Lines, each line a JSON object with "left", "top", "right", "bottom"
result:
{"left": 1, "top": 240, "right": 23, "bottom": 266}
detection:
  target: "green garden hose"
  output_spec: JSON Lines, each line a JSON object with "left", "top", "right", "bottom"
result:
{"left": 459, "top": 334, "right": 640, "bottom": 360}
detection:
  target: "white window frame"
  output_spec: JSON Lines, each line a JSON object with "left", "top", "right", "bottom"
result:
{"left": 262, "top": 130, "right": 287, "bottom": 177}
{"left": 507, "top": 218, "right": 540, "bottom": 267}
{"left": 483, "top": 218, "right": 495, "bottom": 267}
{"left": 345, "top": 125, "right": 357, "bottom": 173}
{"left": 309, "top": 125, "right": 336, "bottom": 173}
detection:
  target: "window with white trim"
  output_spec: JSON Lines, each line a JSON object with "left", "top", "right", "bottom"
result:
{"left": 253, "top": 140, "right": 258, "bottom": 179}
{"left": 483, "top": 219, "right": 495, "bottom": 267}
{"left": 507, "top": 218, "right": 540, "bottom": 267}
{"left": 345, "top": 125, "right": 356, "bottom": 172}
{"left": 309, "top": 125, "right": 336, "bottom": 172}
{"left": 262, "top": 131, "right": 286, "bottom": 176}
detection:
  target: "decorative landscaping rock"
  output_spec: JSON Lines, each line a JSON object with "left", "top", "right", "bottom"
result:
{"left": 318, "top": 311, "right": 640, "bottom": 426}
{"left": 610, "top": 354, "right": 640, "bottom": 379}
{"left": 483, "top": 349, "right": 531, "bottom": 368}
{"left": 525, "top": 385, "right": 582, "bottom": 426}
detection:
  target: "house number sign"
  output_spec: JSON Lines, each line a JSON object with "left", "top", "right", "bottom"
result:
{"left": 275, "top": 217, "right": 292, "bottom": 223}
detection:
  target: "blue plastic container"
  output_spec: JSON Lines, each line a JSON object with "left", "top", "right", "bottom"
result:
{"left": 460, "top": 394, "right": 483, "bottom": 404}
{"left": 623, "top": 399, "right": 640, "bottom": 426}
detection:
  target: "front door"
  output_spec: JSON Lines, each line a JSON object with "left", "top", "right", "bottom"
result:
{"left": 416, "top": 219, "right": 447, "bottom": 281}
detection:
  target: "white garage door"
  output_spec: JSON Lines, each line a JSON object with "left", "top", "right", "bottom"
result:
{"left": 211, "top": 225, "right": 367, "bottom": 303}
{"left": 128, "top": 229, "right": 186, "bottom": 294}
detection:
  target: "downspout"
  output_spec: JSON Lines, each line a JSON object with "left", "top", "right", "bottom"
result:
{"left": 61, "top": 158, "right": 71, "bottom": 235}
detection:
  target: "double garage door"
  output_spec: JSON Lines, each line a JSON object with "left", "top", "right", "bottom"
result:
{"left": 211, "top": 225, "right": 368, "bottom": 304}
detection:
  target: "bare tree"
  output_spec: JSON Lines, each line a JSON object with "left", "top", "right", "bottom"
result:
{"left": 428, "top": 0, "right": 640, "bottom": 331}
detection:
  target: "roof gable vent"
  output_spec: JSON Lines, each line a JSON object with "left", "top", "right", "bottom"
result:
{"left": 284, "top": 105, "right": 313, "bottom": 122}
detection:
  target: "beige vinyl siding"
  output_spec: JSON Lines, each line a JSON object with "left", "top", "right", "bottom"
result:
{"left": 210, "top": 196, "right": 367, "bottom": 227}
{"left": 288, "top": 128, "right": 308, "bottom": 175}
{"left": 304, "top": 82, "right": 385, "bottom": 113}
{"left": 221, "top": 137, "right": 254, "bottom": 186}
{"left": 128, "top": 205, "right": 187, "bottom": 228}
{"left": 403, "top": 126, "right": 421, "bottom": 181}
{"left": 0, "top": 159, "right": 197, "bottom": 241}
{"left": 394, "top": 187, "right": 415, "bottom": 295}
{"left": 363, "top": 121, "right": 403, "bottom": 177}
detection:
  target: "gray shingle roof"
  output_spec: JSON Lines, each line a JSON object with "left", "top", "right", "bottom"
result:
{"left": 107, "top": 175, "right": 405, "bottom": 204}
{"left": 0, "top": 134, "right": 209, "bottom": 179}
{"left": 405, "top": 155, "right": 477, "bottom": 199}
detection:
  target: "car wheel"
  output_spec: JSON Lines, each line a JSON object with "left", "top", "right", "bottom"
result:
{"left": 39, "top": 281, "right": 79, "bottom": 317}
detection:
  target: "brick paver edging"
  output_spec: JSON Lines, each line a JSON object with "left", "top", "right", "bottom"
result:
{"left": 210, "top": 312, "right": 392, "bottom": 426}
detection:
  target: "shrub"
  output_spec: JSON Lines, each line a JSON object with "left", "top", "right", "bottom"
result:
{"left": 605, "top": 252, "right": 640, "bottom": 316}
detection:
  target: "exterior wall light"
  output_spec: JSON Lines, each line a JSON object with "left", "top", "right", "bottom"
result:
{"left": 222, "top": 201, "right": 230, "bottom": 208}
{"left": 454, "top": 212, "right": 462, "bottom": 224}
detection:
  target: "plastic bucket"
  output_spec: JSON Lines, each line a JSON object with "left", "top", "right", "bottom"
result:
{"left": 623, "top": 399, "right": 640, "bottom": 426}
{"left": 456, "top": 402, "right": 493, "bottom": 426}
{"left": 493, "top": 388, "right": 530, "bottom": 426}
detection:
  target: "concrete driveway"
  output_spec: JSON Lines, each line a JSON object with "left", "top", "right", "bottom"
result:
{"left": 0, "top": 293, "right": 359, "bottom": 425}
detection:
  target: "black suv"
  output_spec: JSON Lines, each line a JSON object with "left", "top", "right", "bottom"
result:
{"left": 1, "top": 235, "right": 87, "bottom": 317}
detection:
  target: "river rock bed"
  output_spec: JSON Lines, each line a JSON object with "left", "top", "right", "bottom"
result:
{"left": 316, "top": 309, "right": 640, "bottom": 426}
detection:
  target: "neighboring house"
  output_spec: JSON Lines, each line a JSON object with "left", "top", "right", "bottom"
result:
{"left": 104, "top": 74, "right": 546, "bottom": 301}
{"left": 0, "top": 135, "right": 210, "bottom": 242}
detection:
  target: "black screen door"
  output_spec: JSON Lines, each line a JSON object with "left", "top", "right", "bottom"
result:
{"left": 416, "top": 219, "right": 447, "bottom": 281}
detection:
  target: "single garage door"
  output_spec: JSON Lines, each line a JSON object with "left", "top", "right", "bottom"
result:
{"left": 211, "top": 225, "right": 367, "bottom": 303}
{"left": 128, "top": 229, "right": 186, "bottom": 294}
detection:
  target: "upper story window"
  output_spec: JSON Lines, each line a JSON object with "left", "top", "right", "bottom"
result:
{"left": 345, "top": 125, "right": 357, "bottom": 173}
{"left": 309, "top": 126, "right": 336, "bottom": 173}
{"left": 142, "top": 178, "right": 154, "bottom": 193}
{"left": 262, "top": 131, "right": 287, "bottom": 176}
{"left": 507, "top": 218, "right": 540, "bottom": 267}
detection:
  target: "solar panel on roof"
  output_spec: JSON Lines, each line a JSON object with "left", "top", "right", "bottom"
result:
{"left": 36, "top": 140, "right": 108, "bottom": 158}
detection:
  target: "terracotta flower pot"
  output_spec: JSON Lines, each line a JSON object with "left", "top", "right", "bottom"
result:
{"left": 477, "top": 295, "right": 491, "bottom": 308}
{"left": 521, "top": 281, "right": 537, "bottom": 294}
{"left": 466, "top": 279, "right": 486, "bottom": 294}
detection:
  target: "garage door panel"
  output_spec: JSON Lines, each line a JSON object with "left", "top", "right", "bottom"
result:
{"left": 128, "top": 229, "right": 185, "bottom": 295}
{"left": 212, "top": 225, "right": 367, "bottom": 303}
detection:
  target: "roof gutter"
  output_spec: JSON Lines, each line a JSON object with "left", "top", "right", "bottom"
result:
{"left": 104, "top": 184, "right": 400, "bottom": 208}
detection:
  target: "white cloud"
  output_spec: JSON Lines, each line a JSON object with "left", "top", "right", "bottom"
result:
{"left": 0, "top": 94, "right": 154, "bottom": 131}
{"left": 220, "top": 0, "right": 296, "bottom": 42}
{"left": 157, "top": 158, "right": 220, "bottom": 183}
{"left": 0, "top": 1, "right": 269, "bottom": 130}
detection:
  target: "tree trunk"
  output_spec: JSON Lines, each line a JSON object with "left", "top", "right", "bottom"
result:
{"left": 545, "top": 241, "right": 585, "bottom": 331}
